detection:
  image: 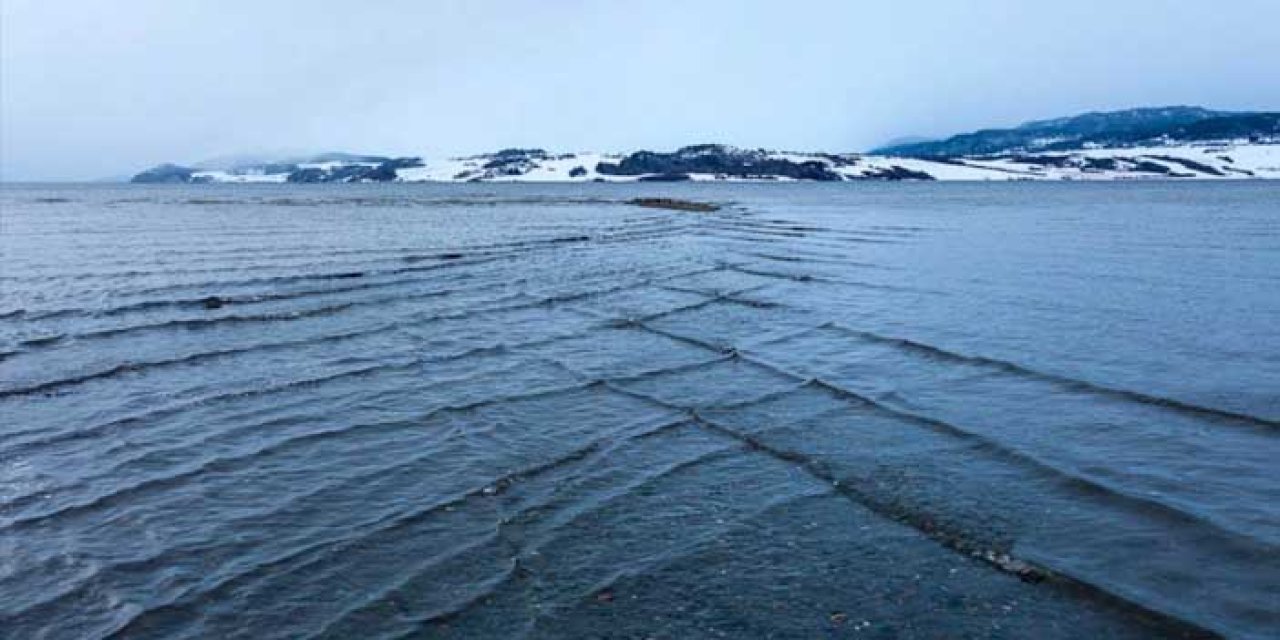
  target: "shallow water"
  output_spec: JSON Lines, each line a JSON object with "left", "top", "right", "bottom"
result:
{"left": 1, "top": 182, "right": 1277, "bottom": 639}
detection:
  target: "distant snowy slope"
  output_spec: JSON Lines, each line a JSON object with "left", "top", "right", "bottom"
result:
{"left": 875, "top": 107, "right": 1278, "bottom": 157}
{"left": 129, "top": 105, "right": 1280, "bottom": 184}
{"left": 131, "top": 141, "right": 1280, "bottom": 183}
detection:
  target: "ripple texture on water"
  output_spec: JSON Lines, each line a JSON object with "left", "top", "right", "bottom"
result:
{"left": 2, "top": 182, "right": 1277, "bottom": 639}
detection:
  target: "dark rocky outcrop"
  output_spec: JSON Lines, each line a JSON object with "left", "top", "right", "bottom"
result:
{"left": 359, "top": 164, "right": 401, "bottom": 182}
{"left": 1083, "top": 158, "right": 1120, "bottom": 171}
{"left": 482, "top": 149, "right": 549, "bottom": 164}
{"left": 468, "top": 149, "right": 550, "bottom": 178}
{"left": 286, "top": 157, "right": 423, "bottom": 183}
{"left": 1005, "top": 155, "right": 1076, "bottom": 168}
{"left": 568, "top": 166, "right": 588, "bottom": 178}
{"left": 596, "top": 145, "right": 843, "bottom": 181}
{"left": 1125, "top": 159, "right": 1175, "bottom": 175}
{"left": 130, "top": 164, "right": 197, "bottom": 184}
{"left": 285, "top": 168, "right": 331, "bottom": 183}
{"left": 861, "top": 166, "right": 936, "bottom": 181}
{"left": 1148, "top": 155, "right": 1225, "bottom": 176}
{"left": 361, "top": 157, "right": 424, "bottom": 182}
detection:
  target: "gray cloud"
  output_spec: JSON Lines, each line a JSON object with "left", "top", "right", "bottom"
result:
{"left": 3, "top": 0, "right": 1279, "bottom": 180}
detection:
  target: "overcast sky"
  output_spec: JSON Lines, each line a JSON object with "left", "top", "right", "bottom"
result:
{"left": 3, "top": 0, "right": 1278, "bottom": 180}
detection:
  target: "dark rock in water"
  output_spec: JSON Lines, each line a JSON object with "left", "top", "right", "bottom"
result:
{"left": 597, "top": 144, "right": 843, "bottom": 181}
{"left": 638, "top": 173, "right": 691, "bottom": 182}
{"left": 569, "top": 166, "right": 588, "bottom": 178}
{"left": 131, "top": 164, "right": 197, "bottom": 184}
{"left": 437, "top": 253, "right": 465, "bottom": 260}
{"left": 627, "top": 198, "right": 719, "bottom": 212}
{"left": 201, "top": 296, "right": 225, "bottom": 310}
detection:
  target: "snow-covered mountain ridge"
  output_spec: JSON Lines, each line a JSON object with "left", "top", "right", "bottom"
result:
{"left": 130, "top": 105, "right": 1280, "bottom": 183}
{"left": 132, "top": 141, "right": 1280, "bottom": 183}
{"left": 874, "top": 107, "right": 1280, "bottom": 157}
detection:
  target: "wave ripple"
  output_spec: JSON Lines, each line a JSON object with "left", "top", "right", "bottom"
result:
{"left": 1, "top": 182, "right": 1277, "bottom": 639}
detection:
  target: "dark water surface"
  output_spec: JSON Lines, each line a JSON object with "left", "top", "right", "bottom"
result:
{"left": 1, "top": 182, "right": 1277, "bottom": 639}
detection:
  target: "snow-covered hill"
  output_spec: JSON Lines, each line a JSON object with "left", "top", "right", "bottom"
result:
{"left": 864, "top": 142, "right": 1280, "bottom": 181}
{"left": 136, "top": 141, "right": 1280, "bottom": 184}
{"left": 874, "top": 107, "right": 1280, "bottom": 157}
